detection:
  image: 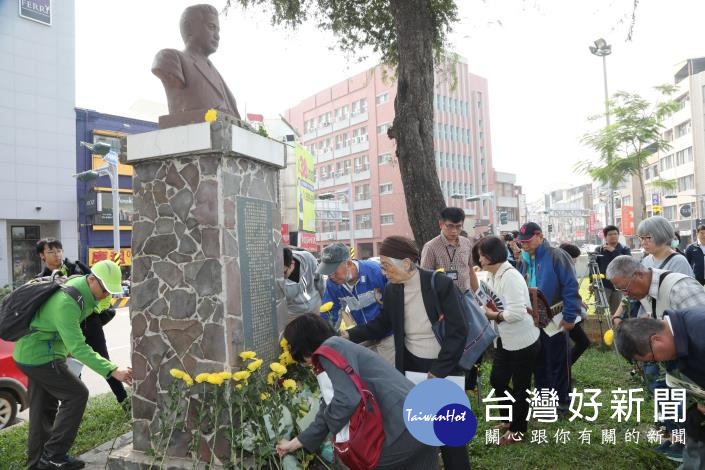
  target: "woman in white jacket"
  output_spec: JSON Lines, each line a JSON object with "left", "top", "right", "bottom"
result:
{"left": 477, "top": 236, "right": 541, "bottom": 446}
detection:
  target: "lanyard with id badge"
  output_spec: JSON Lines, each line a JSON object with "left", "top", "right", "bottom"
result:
{"left": 445, "top": 245, "right": 459, "bottom": 281}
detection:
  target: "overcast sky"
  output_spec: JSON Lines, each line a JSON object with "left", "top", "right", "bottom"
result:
{"left": 75, "top": 0, "right": 705, "bottom": 201}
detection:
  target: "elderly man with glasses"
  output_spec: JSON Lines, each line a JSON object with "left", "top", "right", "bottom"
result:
{"left": 616, "top": 310, "right": 705, "bottom": 467}
{"left": 606, "top": 255, "right": 705, "bottom": 324}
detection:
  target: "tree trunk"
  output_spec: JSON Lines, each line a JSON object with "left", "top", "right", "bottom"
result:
{"left": 389, "top": 0, "right": 446, "bottom": 248}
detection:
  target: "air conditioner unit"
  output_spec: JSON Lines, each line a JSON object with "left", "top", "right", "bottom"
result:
{"left": 335, "top": 170, "right": 343, "bottom": 177}
{"left": 325, "top": 233, "right": 335, "bottom": 240}
{"left": 323, "top": 122, "right": 331, "bottom": 127}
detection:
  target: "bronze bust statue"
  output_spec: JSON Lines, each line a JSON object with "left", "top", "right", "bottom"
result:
{"left": 152, "top": 4, "right": 241, "bottom": 125}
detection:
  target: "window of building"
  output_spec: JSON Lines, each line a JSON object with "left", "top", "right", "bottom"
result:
{"left": 663, "top": 205, "right": 677, "bottom": 220}
{"left": 317, "top": 112, "right": 331, "bottom": 128}
{"left": 660, "top": 155, "right": 674, "bottom": 171}
{"left": 376, "top": 92, "right": 389, "bottom": 105}
{"left": 675, "top": 120, "right": 691, "bottom": 138}
{"left": 644, "top": 167, "right": 650, "bottom": 180}
{"left": 335, "top": 133, "right": 348, "bottom": 149}
{"left": 354, "top": 155, "right": 369, "bottom": 172}
{"left": 678, "top": 174, "right": 695, "bottom": 192}
{"left": 355, "top": 184, "right": 370, "bottom": 201}
{"left": 377, "top": 123, "right": 391, "bottom": 135}
{"left": 379, "top": 183, "right": 393, "bottom": 194}
{"left": 352, "top": 126, "right": 368, "bottom": 143}
{"left": 335, "top": 105, "right": 349, "bottom": 121}
{"left": 380, "top": 214, "right": 394, "bottom": 225}
{"left": 356, "top": 213, "right": 372, "bottom": 230}
{"left": 379, "top": 153, "right": 393, "bottom": 165}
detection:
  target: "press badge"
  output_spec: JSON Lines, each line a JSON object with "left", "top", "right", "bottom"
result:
{"left": 446, "top": 270, "right": 459, "bottom": 281}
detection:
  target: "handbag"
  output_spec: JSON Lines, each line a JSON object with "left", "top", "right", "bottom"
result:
{"left": 430, "top": 271, "right": 498, "bottom": 370}
{"left": 312, "top": 345, "right": 384, "bottom": 470}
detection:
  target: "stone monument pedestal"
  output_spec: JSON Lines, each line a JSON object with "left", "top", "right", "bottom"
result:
{"left": 110, "top": 121, "right": 288, "bottom": 468}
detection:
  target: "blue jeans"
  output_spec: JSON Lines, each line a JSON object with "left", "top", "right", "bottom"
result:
{"left": 644, "top": 360, "right": 683, "bottom": 433}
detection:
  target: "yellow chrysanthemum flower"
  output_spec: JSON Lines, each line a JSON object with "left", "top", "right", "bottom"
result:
{"left": 239, "top": 351, "right": 257, "bottom": 361}
{"left": 604, "top": 329, "right": 614, "bottom": 346}
{"left": 218, "top": 371, "right": 232, "bottom": 380}
{"left": 247, "top": 359, "right": 263, "bottom": 372}
{"left": 282, "top": 379, "right": 297, "bottom": 392}
{"left": 207, "top": 374, "right": 224, "bottom": 386}
{"left": 260, "top": 392, "right": 270, "bottom": 401}
{"left": 232, "top": 370, "right": 251, "bottom": 382}
{"left": 235, "top": 384, "right": 243, "bottom": 390}
{"left": 204, "top": 108, "right": 218, "bottom": 122}
{"left": 278, "top": 349, "right": 295, "bottom": 365}
{"left": 266, "top": 371, "right": 277, "bottom": 385}
{"left": 169, "top": 368, "right": 185, "bottom": 379}
{"left": 183, "top": 374, "right": 194, "bottom": 387}
{"left": 270, "top": 362, "right": 287, "bottom": 376}
{"left": 195, "top": 373, "right": 210, "bottom": 383}
{"left": 280, "top": 338, "right": 289, "bottom": 350}
{"left": 320, "top": 301, "right": 334, "bottom": 313}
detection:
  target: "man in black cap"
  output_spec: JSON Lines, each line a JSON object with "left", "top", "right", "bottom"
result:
{"left": 515, "top": 222, "right": 580, "bottom": 413}
{"left": 318, "top": 243, "right": 392, "bottom": 363}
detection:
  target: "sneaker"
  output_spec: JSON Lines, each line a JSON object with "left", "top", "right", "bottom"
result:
{"left": 37, "top": 453, "right": 85, "bottom": 470}
{"left": 653, "top": 440, "right": 672, "bottom": 454}
{"left": 492, "top": 422, "right": 510, "bottom": 430}
{"left": 663, "top": 443, "right": 684, "bottom": 463}
{"left": 497, "top": 431, "right": 524, "bottom": 446}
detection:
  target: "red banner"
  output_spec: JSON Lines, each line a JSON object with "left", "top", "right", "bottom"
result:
{"left": 621, "top": 205, "right": 635, "bottom": 236}
{"left": 298, "top": 232, "right": 317, "bottom": 251}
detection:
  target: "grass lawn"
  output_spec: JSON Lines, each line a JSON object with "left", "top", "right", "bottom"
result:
{"left": 0, "top": 392, "right": 130, "bottom": 469}
{"left": 469, "top": 346, "right": 678, "bottom": 470}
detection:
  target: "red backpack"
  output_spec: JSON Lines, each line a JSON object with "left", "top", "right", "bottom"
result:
{"left": 312, "top": 345, "right": 385, "bottom": 470}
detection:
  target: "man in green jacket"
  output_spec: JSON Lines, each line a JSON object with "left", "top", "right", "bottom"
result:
{"left": 13, "top": 260, "right": 133, "bottom": 470}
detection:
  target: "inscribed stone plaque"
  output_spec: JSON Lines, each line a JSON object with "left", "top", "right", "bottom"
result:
{"left": 237, "top": 196, "right": 278, "bottom": 360}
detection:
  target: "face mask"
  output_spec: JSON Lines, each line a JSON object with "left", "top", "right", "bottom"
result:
{"left": 670, "top": 240, "right": 679, "bottom": 249}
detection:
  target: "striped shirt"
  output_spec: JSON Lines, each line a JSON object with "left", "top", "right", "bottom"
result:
{"left": 420, "top": 233, "right": 475, "bottom": 292}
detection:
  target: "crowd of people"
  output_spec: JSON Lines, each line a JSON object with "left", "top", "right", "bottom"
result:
{"left": 280, "top": 210, "right": 705, "bottom": 468}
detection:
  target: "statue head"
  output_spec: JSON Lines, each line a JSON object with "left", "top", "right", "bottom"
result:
{"left": 180, "top": 4, "right": 220, "bottom": 56}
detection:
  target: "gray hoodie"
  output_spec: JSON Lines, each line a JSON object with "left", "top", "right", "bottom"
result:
{"left": 285, "top": 249, "right": 324, "bottom": 315}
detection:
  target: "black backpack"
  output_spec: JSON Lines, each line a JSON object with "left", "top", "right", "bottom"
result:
{"left": 0, "top": 274, "right": 85, "bottom": 341}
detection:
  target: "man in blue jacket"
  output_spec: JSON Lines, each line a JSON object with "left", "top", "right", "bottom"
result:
{"left": 685, "top": 225, "right": 705, "bottom": 286}
{"left": 516, "top": 222, "right": 580, "bottom": 411}
{"left": 318, "top": 243, "right": 392, "bottom": 363}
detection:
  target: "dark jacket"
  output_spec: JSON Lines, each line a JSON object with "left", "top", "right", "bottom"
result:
{"left": 665, "top": 309, "right": 705, "bottom": 387}
{"left": 596, "top": 243, "right": 631, "bottom": 290}
{"left": 348, "top": 268, "right": 466, "bottom": 378}
{"left": 685, "top": 243, "right": 705, "bottom": 285}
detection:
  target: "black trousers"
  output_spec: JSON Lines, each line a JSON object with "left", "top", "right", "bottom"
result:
{"left": 569, "top": 322, "right": 590, "bottom": 365}
{"left": 403, "top": 349, "right": 471, "bottom": 470}
{"left": 534, "top": 330, "right": 571, "bottom": 404}
{"left": 81, "top": 315, "right": 127, "bottom": 403}
{"left": 490, "top": 338, "right": 541, "bottom": 433}
{"left": 17, "top": 360, "right": 89, "bottom": 468}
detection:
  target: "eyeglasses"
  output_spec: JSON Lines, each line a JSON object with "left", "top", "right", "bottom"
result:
{"left": 638, "top": 235, "right": 653, "bottom": 242}
{"left": 443, "top": 223, "right": 464, "bottom": 231}
{"left": 616, "top": 274, "right": 636, "bottom": 293}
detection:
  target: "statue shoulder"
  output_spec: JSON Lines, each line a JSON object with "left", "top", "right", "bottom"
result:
{"left": 152, "top": 49, "right": 186, "bottom": 87}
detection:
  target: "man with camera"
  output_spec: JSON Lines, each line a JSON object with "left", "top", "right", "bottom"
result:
{"left": 595, "top": 225, "right": 631, "bottom": 314}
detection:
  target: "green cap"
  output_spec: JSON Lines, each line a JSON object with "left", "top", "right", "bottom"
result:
{"left": 92, "top": 260, "right": 123, "bottom": 294}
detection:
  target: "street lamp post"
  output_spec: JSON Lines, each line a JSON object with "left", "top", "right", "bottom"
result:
{"left": 76, "top": 141, "right": 121, "bottom": 256}
{"left": 589, "top": 38, "right": 614, "bottom": 225}
{"left": 465, "top": 192, "right": 496, "bottom": 234}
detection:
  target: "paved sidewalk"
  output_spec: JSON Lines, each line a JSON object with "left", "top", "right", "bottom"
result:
{"left": 79, "top": 431, "right": 132, "bottom": 469}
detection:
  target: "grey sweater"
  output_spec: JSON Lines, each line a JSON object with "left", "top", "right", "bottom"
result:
{"left": 297, "top": 336, "right": 414, "bottom": 452}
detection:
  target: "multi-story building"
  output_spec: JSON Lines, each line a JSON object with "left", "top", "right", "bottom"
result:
{"left": 542, "top": 184, "right": 593, "bottom": 244}
{"left": 636, "top": 58, "right": 705, "bottom": 246}
{"left": 284, "top": 58, "right": 493, "bottom": 256}
{"left": 75, "top": 109, "right": 157, "bottom": 272}
{"left": 494, "top": 171, "right": 525, "bottom": 233}
{"left": 0, "top": 1, "right": 78, "bottom": 287}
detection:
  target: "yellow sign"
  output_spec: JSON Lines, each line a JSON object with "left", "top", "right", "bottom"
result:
{"left": 652, "top": 204, "right": 662, "bottom": 214}
{"left": 88, "top": 248, "right": 132, "bottom": 266}
{"left": 295, "top": 144, "right": 316, "bottom": 232}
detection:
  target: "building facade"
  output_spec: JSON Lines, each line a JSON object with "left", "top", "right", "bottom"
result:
{"left": 0, "top": 0, "right": 78, "bottom": 287}
{"left": 75, "top": 108, "right": 157, "bottom": 272}
{"left": 637, "top": 58, "right": 705, "bottom": 246}
{"left": 284, "top": 58, "right": 493, "bottom": 256}
{"left": 494, "top": 171, "right": 525, "bottom": 233}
